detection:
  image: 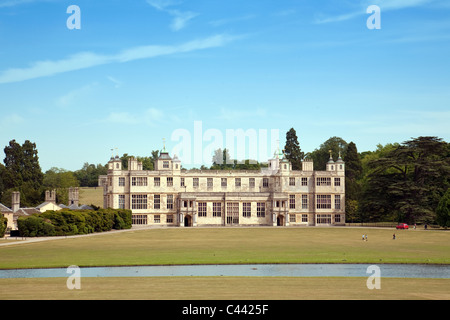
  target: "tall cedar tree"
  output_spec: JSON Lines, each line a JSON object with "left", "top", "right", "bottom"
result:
{"left": 2, "top": 140, "right": 43, "bottom": 206}
{"left": 361, "top": 136, "right": 449, "bottom": 224}
{"left": 284, "top": 128, "right": 304, "bottom": 170}
{"left": 344, "top": 142, "right": 362, "bottom": 200}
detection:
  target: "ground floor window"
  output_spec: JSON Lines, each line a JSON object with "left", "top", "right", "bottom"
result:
{"left": 257, "top": 202, "right": 266, "bottom": 217}
{"left": 302, "top": 214, "right": 308, "bottom": 223}
{"left": 226, "top": 202, "right": 239, "bottom": 224}
{"left": 132, "top": 214, "right": 147, "bottom": 225}
{"left": 317, "top": 214, "right": 331, "bottom": 224}
{"left": 198, "top": 202, "right": 207, "bottom": 217}
{"left": 167, "top": 214, "right": 173, "bottom": 223}
{"left": 289, "top": 214, "right": 296, "bottom": 222}
{"left": 243, "top": 202, "right": 251, "bottom": 217}
{"left": 335, "top": 214, "right": 341, "bottom": 223}
{"left": 213, "top": 202, "right": 222, "bottom": 217}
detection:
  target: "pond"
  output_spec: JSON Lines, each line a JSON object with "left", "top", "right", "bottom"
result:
{"left": 0, "top": 264, "right": 449, "bottom": 279}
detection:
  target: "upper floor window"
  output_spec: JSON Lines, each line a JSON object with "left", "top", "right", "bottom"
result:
{"left": 316, "top": 177, "right": 331, "bottom": 186}
{"left": 163, "top": 161, "right": 169, "bottom": 168}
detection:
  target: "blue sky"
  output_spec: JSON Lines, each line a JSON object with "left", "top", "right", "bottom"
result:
{"left": 0, "top": 0, "right": 449, "bottom": 171}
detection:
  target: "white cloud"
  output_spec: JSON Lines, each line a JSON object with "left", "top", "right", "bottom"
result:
{"left": 105, "top": 108, "right": 165, "bottom": 126}
{"left": 0, "top": 34, "right": 238, "bottom": 84}
{"left": 146, "top": 0, "right": 198, "bottom": 31}
{"left": 55, "top": 82, "right": 98, "bottom": 108}
{"left": 315, "top": 0, "right": 445, "bottom": 24}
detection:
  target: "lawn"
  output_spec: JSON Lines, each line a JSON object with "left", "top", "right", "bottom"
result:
{"left": 1, "top": 277, "right": 449, "bottom": 300}
{"left": 0, "top": 227, "right": 449, "bottom": 269}
{"left": 79, "top": 187, "right": 103, "bottom": 207}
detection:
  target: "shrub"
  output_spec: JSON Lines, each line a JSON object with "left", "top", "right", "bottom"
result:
{"left": 18, "top": 209, "right": 132, "bottom": 237}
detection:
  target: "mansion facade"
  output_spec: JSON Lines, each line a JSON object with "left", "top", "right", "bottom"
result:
{"left": 99, "top": 149, "right": 345, "bottom": 227}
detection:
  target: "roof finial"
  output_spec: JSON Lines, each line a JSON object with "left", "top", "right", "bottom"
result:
{"left": 329, "top": 149, "right": 333, "bottom": 159}
{"left": 162, "top": 138, "right": 166, "bottom": 152}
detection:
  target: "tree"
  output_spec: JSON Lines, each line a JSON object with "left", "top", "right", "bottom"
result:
{"left": 2, "top": 140, "right": 44, "bottom": 206}
{"left": 74, "top": 163, "right": 107, "bottom": 187}
{"left": 309, "top": 137, "right": 348, "bottom": 170}
{"left": 284, "top": 128, "right": 304, "bottom": 170}
{"left": 436, "top": 188, "right": 450, "bottom": 228}
{"left": 43, "top": 167, "right": 80, "bottom": 204}
{"left": 360, "top": 137, "right": 449, "bottom": 224}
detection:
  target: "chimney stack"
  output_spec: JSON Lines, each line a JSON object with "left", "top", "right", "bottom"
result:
{"left": 12, "top": 191, "right": 20, "bottom": 212}
{"left": 68, "top": 187, "right": 79, "bottom": 207}
{"left": 45, "top": 190, "right": 56, "bottom": 204}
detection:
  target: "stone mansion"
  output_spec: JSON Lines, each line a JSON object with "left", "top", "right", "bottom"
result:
{"left": 99, "top": 149, "right": 345, "bottom": 227}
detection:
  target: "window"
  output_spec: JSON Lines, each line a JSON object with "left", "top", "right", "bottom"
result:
{"left": 249, "top": 178, "right": 255, "bottom": 188}
{"left": 181, "top": 177, "right": 185, "bottom": 187}
{"left": 167, "top": 177, "right": 173, "bottom": 187}
{"left": 302, "top": 214, "right": 308, "bottom": 223}
{"left": 316, "top": 177, "right": 331, "bottom": 186}
{"left": 198, "top": 202, "right": 207, "bottom": 217}
{"left": 163, "top": 161, "right": 169, "bottom": 168}
{"left": 167, "top": 194, "right": 173, "bottom": 209}
{"left": 235, "top": 178, "right": 241, "bottom": 187}
{"left": 167, "top": 214, "right": 173, "bottom": 223}
{"left": 154, "top": 215, "right": 160, "bottom": 223}
{"left": 335, "top": 214, "right": 341, "bottom": 223}
{"left": 221, "top": 178, "right": 227, "bottom": 187}
{"left": 289, "top": 177, "right": 295, "bottom": 186}
{"left": 213, "top": 202, "right": 222, "bottom": 217}
{"left": 132, "top": 177, "right": 148, "bottom": 186}
{"left": 193, "top": 178, "right": 199, "bottom": 187}
{"left": 118, "top": 194, "right": 125, "bottom": 209}
{"left": 226, "top": 202, "right": 239, "bottom": 224}
{"left": 302, "top": 195, "right": 308, "bottom": 209}
{"left": 316, "top": 195, "right": 331, "bottom": 209}
{"left": 263, "top": 178, "right": 269, "bottom": 188}
{"left": 334, "top": 178, "right": 341, "bottom": 186}
{"left": 132, "top": 214, "right": 147, "bottom": 225}
{"left": 301, "top": 178, "right": 308, "bottom": 186}
{"left": 132, "top": 195, "right": 147, "bottom": 210}
{"left": 335, "top": 195, "right": 341, "bottom": 210}
{"left": 207, "top": 178, "right": 213, "bottom": 188}
{"left": 154, "top": 195, "right": 160, "bottom": 209}
{"left": 257, "top": 202, "right": 265, "bottom": 217}
{"left": 243, "top": 202, "right": 251, "bottom": 217}
{"left": 154, "top": 177, "right": 160, "bottom": 187}
{"left": 317, "top": 214, "right": 331, "bottom": 224}
{"left": 290, "top": 214, "right": 296, "bottom": 222}
{"left": 289, "top": 195, "right": 296, "bottom": 209}
{"left": 119, "top": 177, "right": 125, "bottom": 186}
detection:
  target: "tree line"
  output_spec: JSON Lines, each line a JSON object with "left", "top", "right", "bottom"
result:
{"left": 0, "top": 135, "right": 449, "bottom": 227}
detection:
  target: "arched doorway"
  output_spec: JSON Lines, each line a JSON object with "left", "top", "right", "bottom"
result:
{"left": 184, "top": 215, "right": 192, "bottom": 227}
{"left": 277, "top": 215, "right": 284, "bottom": 226}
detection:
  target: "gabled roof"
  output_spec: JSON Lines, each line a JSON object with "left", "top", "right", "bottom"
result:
{"left": 0, "top": 203, "right": 12, "bottom": 213}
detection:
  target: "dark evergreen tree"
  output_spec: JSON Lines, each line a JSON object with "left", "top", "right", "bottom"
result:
{"left": 2, "top": 140, "right": 44, "bottom": 206}
{"left": 284, "top": 128, "right": 304, "bottom": 170}
{"left": 360, "top": 136, "right": 449, "bottom": 224}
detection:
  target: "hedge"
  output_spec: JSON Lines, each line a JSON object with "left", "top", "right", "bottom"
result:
{"left": 17, "top": 208, "right": 132, "bottom": 237}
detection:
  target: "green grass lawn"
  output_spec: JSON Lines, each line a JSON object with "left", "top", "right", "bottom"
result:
{"left": 79, "top": 187, "right": 103, "bottom": 207}
{"left": 0, "top": 227, "right": 449, "bottom": 269}
{"left": 1, "top": 227, "right": 449, "bottom": 300}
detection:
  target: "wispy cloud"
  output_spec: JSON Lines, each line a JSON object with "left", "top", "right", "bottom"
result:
{"left": 105, "top": 108, "right": 164, "bottom": 126}
{"left": 146, "top": 0, "right": 198, "bottom": 31}
{"left": 0, "top": 34, "right": 239, "bottom": 84}
{"left": 315, "top": 0, "right": 444, "bottom": 24}
{"left": 55, "top": 82, "right": 98, "bottom": 108}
